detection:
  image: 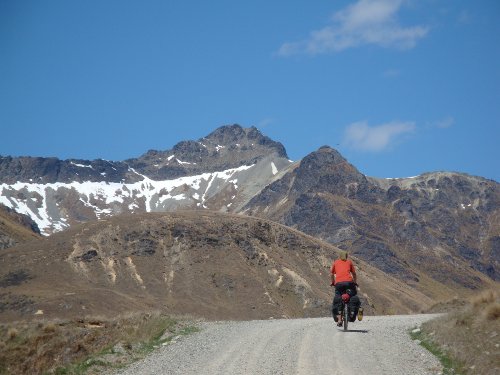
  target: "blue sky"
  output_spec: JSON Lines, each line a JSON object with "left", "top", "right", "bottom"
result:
{"left": 1, "top": 0, "right": 499, "bottom": 181}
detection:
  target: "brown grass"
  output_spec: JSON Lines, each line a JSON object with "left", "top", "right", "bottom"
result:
{"left": 6, "top": 328, "right": 18, "bottom": 340}
{"left": 485, "top": 302, "right": 500, "bottom": 321}
{"left": 472, "top": 289, "right": 497, "bottom": 307}
{"left": 0, "top": 312, "right": 197, "bottom": 375}
{"left": 422, "top": 288, "right": 500, "bottom": 375}
{"left": 43, "top": 323, "right": 57, "bottom": 333}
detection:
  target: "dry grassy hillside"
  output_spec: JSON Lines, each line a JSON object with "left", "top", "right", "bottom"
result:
{"left": 0, "top": 211, "right": 436, "bottom": 322}
{"left": 0, "top": 204, "right": 40, "bottom": 250}
{"left": 420, "top": 289, "right": 500, "bottom": 374}
{"left": 0, "top": 311, "right": 197, "bottom": 374}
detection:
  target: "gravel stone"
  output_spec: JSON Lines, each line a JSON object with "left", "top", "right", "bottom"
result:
{"left": 116, "top": 314, "right": 442, "bottom": 375}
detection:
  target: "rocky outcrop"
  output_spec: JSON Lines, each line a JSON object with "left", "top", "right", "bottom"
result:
{"left": 371, "top": 173, "right": 500, "bottom": 281}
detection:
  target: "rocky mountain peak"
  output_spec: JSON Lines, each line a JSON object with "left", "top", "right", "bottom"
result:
{"left": 204, "top": 124, "right": 248, "bottom": 144}
{"left": 303, "top": 146, "right": 347, "bottom": 167}
{"left": 126, "top": 125, "right": 289, "bottom": 180}
{"left": 243, "top": 144, "right": 382, "bottom": 219}
{"left": 294, "top": 146, "right": 366, "bottom": 190}
{"left": 202, "top": 124, "right": 288, "bottom": 158}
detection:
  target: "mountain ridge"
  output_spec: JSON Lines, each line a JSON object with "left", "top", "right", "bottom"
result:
{"left": 243, "top": 146, "right": 499, "bottom": 287}
{"left": 0, "top": 124, "right": 287, "bottom": 184}
{"left": 0, "top": 125, "right": 498, "bottom": 309}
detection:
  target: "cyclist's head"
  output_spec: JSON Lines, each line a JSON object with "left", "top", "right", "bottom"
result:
{"left": 339, "top": 250, "right": 348, "bottom": 261}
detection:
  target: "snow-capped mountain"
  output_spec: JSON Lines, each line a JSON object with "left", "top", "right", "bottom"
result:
{"left": 1, "top": 123, "right": 498, "bottom": 295}
{"left": 0, "top": 125, "right": 292, "bottom": 235}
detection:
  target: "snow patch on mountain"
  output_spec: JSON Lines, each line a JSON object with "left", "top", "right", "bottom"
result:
{"left": 70, "top": 162, "right": 93, "bottom": 169}
{"left": 271, "top": 162, "right": 278, "bottom": 175}
{"left": 0, "top": 164, "right": 254, "bottom": 235}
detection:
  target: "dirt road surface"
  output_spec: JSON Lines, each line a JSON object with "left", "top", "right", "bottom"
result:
{"left": 117, "top": 314, "right": 442, "bottom": 375}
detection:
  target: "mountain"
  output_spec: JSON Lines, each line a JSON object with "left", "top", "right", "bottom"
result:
{"left": 0, "top": 125, "right": 287, "bottom": 184}
{"left": 0, "top": 125, "right": 291, "bottom": 235}
{"left": 0, "top": 125, "right": 498, "bottom": 306}
{"left": 126, "top": 124, "right": 288, "bottom": 179}
{"left": 243, "top": 146, "right": 500, "bottom": 294}
{"left": 0, "top": 211, "right": 438, "bottom": 322}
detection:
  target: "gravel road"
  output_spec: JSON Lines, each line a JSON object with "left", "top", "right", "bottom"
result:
{"left": 118, "top": 314, "right": 442, "bottom": 375}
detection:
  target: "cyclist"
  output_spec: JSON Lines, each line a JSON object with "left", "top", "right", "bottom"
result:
{"left": 331, "top": 250, "right": 363, "bottom": 326}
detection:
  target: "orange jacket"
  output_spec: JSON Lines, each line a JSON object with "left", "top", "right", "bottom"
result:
{"left": 331, "top": 259, "right": 355, "bottom": 283}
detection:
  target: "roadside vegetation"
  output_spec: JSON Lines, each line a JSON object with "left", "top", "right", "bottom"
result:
{"left": 0, "top": 311, "right": 199, "bottom": 374}
{"left": 413, "top": 289, "right": 499, "bottom": 375}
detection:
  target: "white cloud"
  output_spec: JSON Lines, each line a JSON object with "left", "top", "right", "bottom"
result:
{"left": 435, "top": 116, "right": 454, "bottom": 128}
{"left": 343, "top": 121, "right": 415, "bottom": 151}
{"left": 277, "top": 0, "right": 429, "bottom": 56}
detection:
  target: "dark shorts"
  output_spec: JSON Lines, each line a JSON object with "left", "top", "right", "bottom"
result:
{"left": 334, "top": 281, "right": 357, "bottom": 296}
{"left": 331, "top": 282, "right": 360, "bottom": 319}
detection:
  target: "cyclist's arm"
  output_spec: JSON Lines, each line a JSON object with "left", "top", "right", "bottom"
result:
{"left": 350, "top": 261, "right": 357, "bottom": 284}
{"left": 330, "top": 263, "right": 336, "bottom": 285}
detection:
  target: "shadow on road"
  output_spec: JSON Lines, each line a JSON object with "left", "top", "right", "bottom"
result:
{"left": 338, "top": 329, "right": 369, "bottom": 333}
